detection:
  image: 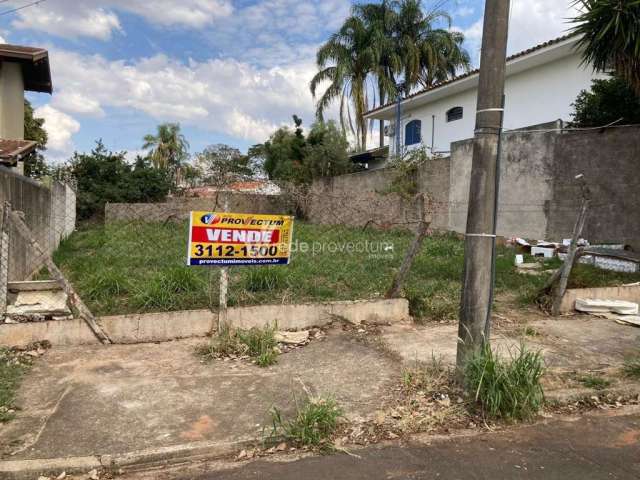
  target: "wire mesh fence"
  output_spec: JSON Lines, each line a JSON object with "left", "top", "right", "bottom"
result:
{"left": 0, "top": 178, "right": 77, "bottom": 324}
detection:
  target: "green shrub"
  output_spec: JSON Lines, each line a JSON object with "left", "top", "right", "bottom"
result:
{"left": 244, "top": 267, "right": 285, "bottom": 292}
{"left": 465, "top": 343, "right": 545, "bottom": 421}
{"left": 269, "top": 396, "right": 343, "bottom": 448}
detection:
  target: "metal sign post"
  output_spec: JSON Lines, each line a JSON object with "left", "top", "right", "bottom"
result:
{"left": 188, "top": 203, "right": 294, "bottom": 332}
{"left": 218, "top": 198, "right": 229, "bottom": 330}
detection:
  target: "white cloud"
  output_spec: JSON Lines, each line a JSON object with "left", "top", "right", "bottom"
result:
{"left": 0, "top": 35, "right": 6, "bottom": 44}
{"left": 455, "top": 6, "right": 475, "bottom": 18}
{"left": 13, "top": 5, "right": 121, "bottom": 40}
{"left": 52, "top": 92, "right": 105, "bottom": 117}
{"left": 34, "top": 105, "right": 81, "bottom": 155}
{"left": 457, "top": 0, "right": 580, "bottom": 66}
{"left": 48, "top": 48, "right": 318, "bottom": 145}
{"left": 10, "top": 0, "right": 233, "bottom": 39}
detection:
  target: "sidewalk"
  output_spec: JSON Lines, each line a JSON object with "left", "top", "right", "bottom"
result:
{"left": 1, "top": 312, "right": 639, "bottom": 478}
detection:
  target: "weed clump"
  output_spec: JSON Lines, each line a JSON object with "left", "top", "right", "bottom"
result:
{"left": 269, "top": 396, "right": 343, "bottom": 449}
{"left": 578, "top": 374, "right": 612, "bottom": 390}
{"left": 622, "top": 357, "right": 640, "bottom": 379}
{"left": 465, "top": 344, "right": 544, "bottom": 421}
{"left": 196, "top": 324, "right": 279, "bottom": 367}
{"left": 0, "top": 348, "right": 31, "bottom": 423}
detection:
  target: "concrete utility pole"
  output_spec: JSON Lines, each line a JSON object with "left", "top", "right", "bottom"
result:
{"left": 456, "top": 0, "right": 510, "bottom": 371}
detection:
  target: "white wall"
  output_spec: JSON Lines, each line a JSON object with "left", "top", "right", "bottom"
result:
{"left": 390, "top": 51, "right": 606, "bottom": 154}
{"left": 0, "top": 62, "right": 25, "bottom": 139}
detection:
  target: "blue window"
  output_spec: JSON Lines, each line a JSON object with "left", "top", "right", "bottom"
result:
{"left": 405, "top": 120, "right": 421, "bottom": 146}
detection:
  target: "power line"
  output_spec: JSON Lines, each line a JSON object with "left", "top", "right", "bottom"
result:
{"left": 0, "top": 0, "right": 47, "bottom": 16}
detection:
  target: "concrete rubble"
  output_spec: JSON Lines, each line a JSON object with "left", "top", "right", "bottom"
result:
{"left": 575, "top": 298, "right": 639, "bottom": 315}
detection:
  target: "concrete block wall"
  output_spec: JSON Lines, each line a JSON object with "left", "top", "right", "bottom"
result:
{"left": 306, "top": 124, "right": 639, "bottom": 247}
{"left": 105, "top": 193, "right": 293, "bottom": 223}
{"left": 307, "top": 160, "right": 451, "bottom": 231}
{"left": 0, "top": 166, "right": 76, "bottom": 281}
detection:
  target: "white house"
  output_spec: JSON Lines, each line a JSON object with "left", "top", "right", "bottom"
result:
{"left": 363, "top": 34, "right": 606, "bottom": 167}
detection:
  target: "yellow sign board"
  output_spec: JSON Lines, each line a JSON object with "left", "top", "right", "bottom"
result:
{"left": 187, "top": 211, "right": 294, "bottom": 266}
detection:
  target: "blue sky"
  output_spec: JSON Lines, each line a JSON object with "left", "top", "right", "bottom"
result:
{"left": 0, "top": 0, "right": 578, "bottom": 162}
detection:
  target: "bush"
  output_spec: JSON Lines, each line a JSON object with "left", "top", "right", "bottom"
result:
{"left": 64, "top": 141, "right": 172, "bottom": 220}
{"left": 571, "top": 76, "right": 640, "bottom": 127}
{"left": 269, "top": 396, "right": 343, "bottom": 449}
{"left": 465, "top": 344, "right": 545, "bottom": 421}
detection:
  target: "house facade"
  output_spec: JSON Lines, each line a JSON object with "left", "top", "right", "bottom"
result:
{"left": 0, "top": 44, "right": 52, "bottom": 171}
{"left": 363, "top": 35, "right": 606, "bottom": 164}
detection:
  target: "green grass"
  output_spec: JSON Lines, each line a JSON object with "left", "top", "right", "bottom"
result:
{"left": 268, "top": 396, "right": 343, "bottom": 449}
{"left": 196, "top": 324, "right": 279, "bottom": 367}
{"left": 578, "top": 374, "right": 612, "bottom": 390}
{"left": 0, "top": 348, "right": 30, "bottom": 423}
{"left": 54, "top": 221, "right": 640, "bottom": 320}
{"left": 465, "top": 344, "right": 545, "bottom": 421}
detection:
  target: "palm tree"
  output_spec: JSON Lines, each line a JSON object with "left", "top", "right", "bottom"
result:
{"left": 310, "top": 15, "right": 376, "bottom": 152}
{"left": 353, "top": 0, "right": 401, "bottom": 147}
{"left": 417, "top": 29, "right": 470, "bottom": 88}
{"left": 571, "top": 0, "right": 640, "bottom": 96}
{"left": 142, "top": 123, "right": 189, "bottom": 171}
{"left": 396, "top": 0, "right": 470, "bottom": 91}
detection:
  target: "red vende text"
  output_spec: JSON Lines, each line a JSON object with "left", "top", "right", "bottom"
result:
{"left": 191, "top": 226, "right": 280, "bottom": 244}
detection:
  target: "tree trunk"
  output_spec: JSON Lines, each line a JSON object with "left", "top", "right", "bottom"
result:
{"left": 385, "top": 194, "right": 430, "bottom": 298}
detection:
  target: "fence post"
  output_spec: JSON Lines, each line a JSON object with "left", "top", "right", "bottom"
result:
{"left": 0, "top": 202, "right": 10, "bottom": 315}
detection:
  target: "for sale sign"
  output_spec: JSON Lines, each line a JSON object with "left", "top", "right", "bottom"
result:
{"left": 187, "top": 211, "right": 294, "bottom": 266}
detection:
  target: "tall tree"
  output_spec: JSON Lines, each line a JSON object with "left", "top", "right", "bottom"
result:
{"left": 142, "top": 123, "right": 189, "bottom": 172}
{"left": 353, "top": 0, "right": 401, "bottom": 147}
{"left": 572, "top": 0, "right": 640, "bottom": 97}
{"left": 310, "top": 15, "right": 375, "bottom": 152}
{"left": 195, "top": 143, "right": 256, "bottom": 188}
{"left": 395, "top": 0, "right": 470, "bottom": 90}
{"left": 312, "top": 0, "right": 470, "bottom": 151}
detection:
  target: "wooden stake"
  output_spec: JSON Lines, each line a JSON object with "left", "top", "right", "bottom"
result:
{"left": 0, "top": 202, "right": 10, "bottom": 315}
{"left": 386, "top": 194, "right": 430, "bottom": 298}
{"left": 551, "top": 175, "right": 591, "bottom": 316}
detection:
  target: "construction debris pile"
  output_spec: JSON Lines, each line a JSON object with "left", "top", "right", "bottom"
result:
{"left": 2, "top": 280, "right": 72, "bottom": 324}
{"left": 508, "top": 237, "right": 640, "bottom": 273}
